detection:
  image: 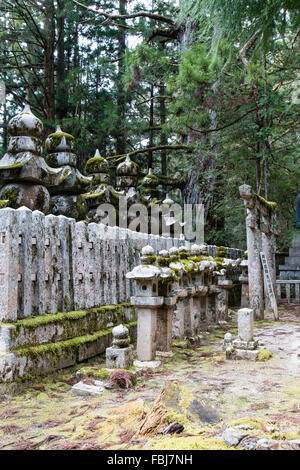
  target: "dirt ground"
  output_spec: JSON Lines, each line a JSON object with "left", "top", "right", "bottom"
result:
{"left": 0, "top": 305, "right": 300, "bottom": 450}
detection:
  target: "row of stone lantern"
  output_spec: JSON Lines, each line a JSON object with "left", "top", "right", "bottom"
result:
{"left": 0, "top": 101, "right": 181, "bottom": 223}
{"left": 126, "top": 243, "right": 241, "bottom": 363}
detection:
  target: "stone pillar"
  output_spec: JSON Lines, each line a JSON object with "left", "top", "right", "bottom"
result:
{"left": 136, "top": 307, "right": 158, "bottom": 361}
{"left": 216, "top": 277, "right": 233, "bottom": 322}
{"left": 239, "top": 185, "right": 264, "bottom": 319}
{"left": 239, "top": 257, "right": 249, "bottom": 308}
{"left": 172, "top": 288, "right": 187, "bottom": 339}
{"left": 207, "top": 292, "right": 217, "bottom": 325}
{"left": 238, "top": 307, "right": 254, "bottom": 342}
{"left": 183, "top": 291, "right": 195, "bottom": 337}
{"left": 226, "top": 308, "right": 259, "bottom": 360}
{"left": 156, "top": 251, "right": 176, "bottom": 352}
{"left": 192, "top": 295, "right": 201, "bottom": 334}
{"left": 261, "top": 210, "right": 278, "bottom": 319}
{"left": 200, "top": 295, "right": 208, "bottom": 331}
{"left": 216, "top": 286, "right": 228, "bottom": 322}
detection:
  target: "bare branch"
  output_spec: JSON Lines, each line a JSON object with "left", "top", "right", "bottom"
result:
{"left": 72, "top": 0, "right": 174, "bottom": 26}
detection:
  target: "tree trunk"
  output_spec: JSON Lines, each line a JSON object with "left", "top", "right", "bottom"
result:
{"left": 148, "top": 85, "right": 154, "bottom": 168}
{"left": 159, "top": 84, "right": 167, "bottom": 177}
{"left": 44, "top": 0, "right": 56, "bottom": 128}
{"left": 56, "top": 0, "right": 67, "bottom": 121}
{"left": 116, "top": 0, "right": 127, "bottom": 155}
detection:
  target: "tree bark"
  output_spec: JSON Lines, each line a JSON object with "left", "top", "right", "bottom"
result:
{"left": 44, "top": 0, "right": 56, "bottom": 128}
{"left": 56, "top": 0, "right": 67, "bottom": 121}
{"left": 115, "top": 0, "right": 127, "bottom": 155}
{"left": 159, "top": 84, "right": 167, "bottom": 177}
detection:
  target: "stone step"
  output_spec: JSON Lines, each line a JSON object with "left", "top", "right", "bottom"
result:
{"left": 0, "top": 303, "right": 135, "bottom": 351}
{"left": 0, "top": 320, "right": 137, "bottom": 385}
{"left": 284, "top": 256, "right": 300, "bottom": 266}
{"left": 279, "top": 265, "right": 300, "bottom": 271}
{"left": 288, "top": 249, "right": 300, "bottom": 257}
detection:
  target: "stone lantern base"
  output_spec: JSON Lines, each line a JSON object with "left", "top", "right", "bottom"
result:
{"left": 106, "top": 346, "right": 133, "bottom": 369}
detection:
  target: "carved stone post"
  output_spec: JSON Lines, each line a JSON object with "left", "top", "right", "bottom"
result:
{"left": 239, "top": 185, "right": 264, "bottom": 319}
{"left": 239, "top": 254, "right": 249, "bottom": 308}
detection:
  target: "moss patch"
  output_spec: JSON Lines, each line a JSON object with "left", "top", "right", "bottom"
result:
{"left": 256, "top": 348, "right": 273, "bottom": 362}
{"left": 148, "top": 435, "right": 233, "bottom": 450}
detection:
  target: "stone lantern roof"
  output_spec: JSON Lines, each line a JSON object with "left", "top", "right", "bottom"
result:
{"left": 142, "top": 168, "right": 158, "bottom": 188}
{"left": 126, "top": 264, "right": 161, "bottom": 281}
{"left": 85, "top": 149, "right": 109, "bottom": 175}
{"left": 116, "top": 154, "right": 139, "bottom": 176}
{"left": 8, "top": 104, "right": 43, "bottom": 137}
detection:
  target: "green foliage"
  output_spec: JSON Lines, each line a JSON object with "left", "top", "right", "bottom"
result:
{"left": 0, "top": 0, "right": 299, "bottom": 250}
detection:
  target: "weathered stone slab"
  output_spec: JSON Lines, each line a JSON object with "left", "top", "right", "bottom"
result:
{"left": 31, "top": 210, "right": 46, "bottom": 315}
{"left": 71, "top": 380, "right": 104, "bottom": 397}
{"left": 17, "top": 206, "right": 33, "bottom": 318}
{"left": 106, "top": 346, "right": 133, "bottom": 368}
{"left": 0, "top": 208, "right": 19, "bottom": 322}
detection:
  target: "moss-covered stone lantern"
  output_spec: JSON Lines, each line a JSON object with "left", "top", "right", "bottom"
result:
{"left": 126, "top": 245, "right": 163, "bottom": 363}
{"left": 0, "top": 104, "right": 61, "bottom": 213}
{"left": 45, "top": 125, "right": 91, "bottom": 219}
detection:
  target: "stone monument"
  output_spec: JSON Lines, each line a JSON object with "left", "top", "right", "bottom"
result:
{"left": 106, "top": 324, "right": 133, "bottom": 369}
{"left": 225, "top": 308, "right": 259, "bottom": 360}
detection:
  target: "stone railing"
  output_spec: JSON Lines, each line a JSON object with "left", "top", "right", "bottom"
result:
{"left": 126, "top": 245, "right": 242, "bottom": 363}
{"left": 276, "top": 280, "right": 300, "bottom": 304}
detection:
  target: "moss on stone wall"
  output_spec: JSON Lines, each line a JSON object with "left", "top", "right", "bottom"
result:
{"left": 4, "top": 303, "right": 135, "bottom": 335}
{"left": 14, "top": 320, "right": 137, "bottom": 360}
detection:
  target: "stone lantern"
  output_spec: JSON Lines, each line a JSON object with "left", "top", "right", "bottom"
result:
{"left": 126, "top": 245, "right": 163, "bottom": 363}
{"left": 45, "top": 125, "right": 91, "bottom": 219}
{"left": 106, "top": 324, "right": 133, "bottom": 369}
{"left": 81, "top": 149, "right": 124, "bottom": 223}
{"left": 116, "top": 154, "right": 139, "bottom": 197}
{"left": 0, "top": 104, "right": 61, "bottom": 213}
{"left": 141, "top": 168, "right": 160, "bottom": 202}
{"left": 86, "top": 149, "right": 110, "bottom": 185}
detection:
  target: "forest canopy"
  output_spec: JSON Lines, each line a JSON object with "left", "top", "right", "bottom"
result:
{"left": 0, "top": 0, "right": 299, "bottom": 249}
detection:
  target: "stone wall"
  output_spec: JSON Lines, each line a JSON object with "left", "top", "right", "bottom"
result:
{"left": 0, "top": 207, "right": 243, "bottom": 323}
{"left": 0, "top": 207, "right": 183, "bottom": 322}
